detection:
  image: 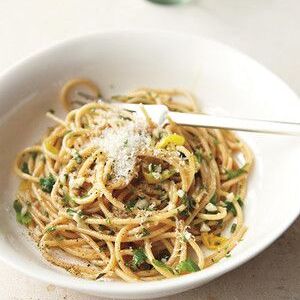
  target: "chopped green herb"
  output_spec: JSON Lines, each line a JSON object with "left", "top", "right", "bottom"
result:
{"left": 21, "top": 162, "right": 30, "bottom": 174}
{"left": 225, "top": 165, "right": 247, "bottom": 180}
{"left": 77, "top": 210, "right": 84, "bottom": 218}
{"left": 179, "top": 209, "right": 189, "bottom": 218}
{"left": 181, "top": 193, "right": 196, "bottom": 212}
{"left": 225, "top": 201, "right": 237, "bottom": 216}
{"left": 225, "top": 253, "right": 231, "bottom": 258}
{"left": 180, "top": 192, "right": 196, "bottom": 217}
{"left": 46, "top": 226, "right": 56, "bottom": 232}
{"left": 125, "top": 198, "right": 138, "bottom": 211}
{"left": 152, "top": 259, "right": 174, "bottom": 274}
{"left": 39, "top": 174, "right": 55, "bottom": 193}
{"left": 124, "top": 139, "right": 128, "bottom": 146}
{"left": 145, "top": 204, "right": 155, "bottom": 211}
{"left": 175, "top": 259, "right": 200, "bottom": 274}
{"left": 236, "top": 196, "right": 244, "bottom": 207}
{"left": 13, "top": 200, "right": 32, "bottom": 225}
{"left": 80, "top": 192, "right": 89, "bottom": 199}
{"left": 194, "top": 149, "right": 203, "bottom": 163}
{"left": 231, "top": 223, "right": 237, "bottom": 233}
{"left": 132, "top": 249, "right": 147, "bottom": 268}
{"left": 209, "top": 193, "right": 217, "bottom": 205}
{"left": 62, "top": 193, "right": 73, "bottom": 206}
{"left": 48, "top": 109, "right": 55, "bottom": 114}
{"left": 30, "top": 152, "right": 38, "bottom": 160}
{"left": 141, "top": 227, "right": 150, "bottom": 237}
{"left": 66, "top": 208, "right": 76, "bottom": 216}
{"left": 148, "top": 163, "right": 161, "bottom": 173}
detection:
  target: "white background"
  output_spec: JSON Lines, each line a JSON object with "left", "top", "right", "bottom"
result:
{"left": 0, "top": 1, "right": 299, "bottom": 299}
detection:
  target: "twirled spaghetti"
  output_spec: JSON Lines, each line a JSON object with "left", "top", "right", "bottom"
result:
{"left": 13, "top": 79, "right": 253, "bottom": 282}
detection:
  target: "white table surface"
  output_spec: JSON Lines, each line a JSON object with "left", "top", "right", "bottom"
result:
{"left": 0, "top": 1, "right": 299, "bottom": 299}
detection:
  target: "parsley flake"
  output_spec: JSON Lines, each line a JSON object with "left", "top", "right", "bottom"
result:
{"left": 175, "top": 259, "right": 200, "bottom": 274}
{"left": 132, "top": 248, "right": 147, "bottom": 268}
{"left": 225, "top": 165, "right": 247, "bottom": 180}
{"left": 21, "top": 162, "right": 30, "bottom": 174}
{"left": 13, "top": 200, "right": 32, "bottom": 225}
{"left": 39, "top": 174, "right": 55, "bottom": 193}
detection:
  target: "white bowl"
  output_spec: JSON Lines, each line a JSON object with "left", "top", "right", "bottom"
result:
{"left": 0, "top": 30, "right": 299, "bottom": 299}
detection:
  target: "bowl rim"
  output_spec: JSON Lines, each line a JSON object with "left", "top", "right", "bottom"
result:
{"left": 0, "top": 29, "right": 299, "bottom": 298}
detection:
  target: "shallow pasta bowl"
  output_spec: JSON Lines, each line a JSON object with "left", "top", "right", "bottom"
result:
{"left": 0, "top": 30, "right": 299, "bottom": 299}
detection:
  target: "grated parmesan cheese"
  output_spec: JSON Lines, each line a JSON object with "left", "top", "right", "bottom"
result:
{"left": 135, "top": 198, "right": 149, "bottom": 210}
{"left": 205, "top": 202, "right": 217, "bottom": 212}
{"left": 88, "top": 115, "right": 150, "bottom": 182}
{"left": 200, "top": 222, "right": 211, "bottom": 232}
{"left": 182, "top": 230, "right": 192, "bottom": 241}
{"left": 177, "top": 189, "right": 185, "bottom": 198}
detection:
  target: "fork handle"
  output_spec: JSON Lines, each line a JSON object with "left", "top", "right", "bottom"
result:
{"left": 168, "top": 112, "right": 300, "bottom": 136}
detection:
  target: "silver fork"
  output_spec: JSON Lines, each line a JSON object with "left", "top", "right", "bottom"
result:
{"left": 75, "top": 93, "right": 300, "bottom": 135}
{"left": 114, "top": 103, "right": 300, "bottom": 136}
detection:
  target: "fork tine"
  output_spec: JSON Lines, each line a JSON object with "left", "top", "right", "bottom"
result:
{"left": 110, "top": 103, "right": 169, "bottom": 125}
{"left": 113, "top": 103, "right": 141, "bottom": 112}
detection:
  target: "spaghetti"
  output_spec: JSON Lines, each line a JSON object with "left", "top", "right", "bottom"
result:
{"left": 13, "top": 79, "right": 253, "bottom": 281}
